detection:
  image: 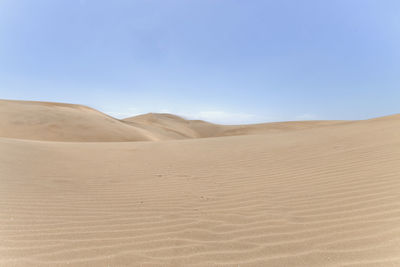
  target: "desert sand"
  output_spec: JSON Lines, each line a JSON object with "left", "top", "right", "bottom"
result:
{"left": 1, "top": 99, "right": 400, "bottom": 266}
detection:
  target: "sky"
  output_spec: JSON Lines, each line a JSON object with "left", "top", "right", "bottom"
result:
{"left": 0, "top": 0, "right": 399, "bottom": 124}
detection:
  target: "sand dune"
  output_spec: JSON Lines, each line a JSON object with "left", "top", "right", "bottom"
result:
{"left": 123, "top": 113, "right": 222, "bottom": 139}
{"left": 0, "top": 100, "right": 346, "bottom": 142}
{"left": 0, "top": 100, "right": 156, "bottom": 142}
{"left": 1, "top": 100, "right": 400, "bottom": 266}
{"left": 125, "top": 112, "right": 347, "bottom": 139}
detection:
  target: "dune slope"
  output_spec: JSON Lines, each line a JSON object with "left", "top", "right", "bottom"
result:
{"left": 1, "top": 112, "right": 400, "bottom": 266}
{"left": 1, "top": 100, "right": 346, "bottom": 142}
{"left": 124, "top": 113, "right": 222, "bottom": 139}
{"left": 0, "top": 100, "right": 156, "bottom": 142}
{"left": 0, "top": 99, "right": 347, "bottom": 142}
{"left": 124, "top": 113, "right": 347, "bottom": 139}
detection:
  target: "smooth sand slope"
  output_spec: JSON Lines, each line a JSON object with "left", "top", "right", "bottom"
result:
{"left": 0, "top": 100, "right": 157, "bottom": 142}
{"left": 124, "top": 113, "right": 347, "bottom": 139}
{"left": 1, "top": 100, "right": 400, "bottom": 266}
{"left": 0, "top": 99, "right": 346, "bottom": 142}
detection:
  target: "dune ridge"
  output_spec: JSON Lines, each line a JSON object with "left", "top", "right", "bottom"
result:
{"left": 1, "top": 99, "right": 400, "bottom": 266}
{"left": 0, "top": 99, "right": 347, "bottom": 142}
{"left": 0, "top": 99, "right": 159, "bottom": 142}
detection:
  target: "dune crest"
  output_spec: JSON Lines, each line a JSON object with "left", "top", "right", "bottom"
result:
{"left": 0, "top": 100, "right": 157, "bottom": 142}
{"left": 0, "top": 99, "right": 350, "bottom": 142}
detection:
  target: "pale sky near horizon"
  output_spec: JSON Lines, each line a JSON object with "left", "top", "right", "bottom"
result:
{"left": 0, "top": 0, "right": 399, "bottom": 124}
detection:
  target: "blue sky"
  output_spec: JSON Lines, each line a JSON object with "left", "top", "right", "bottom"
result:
{"left": 0, "top": 0, "right": 399, "bottom": 123}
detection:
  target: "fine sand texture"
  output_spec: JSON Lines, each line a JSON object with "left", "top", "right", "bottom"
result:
{"left": 0, "top": 99, "right": 346, "bottom": 142}
{"left": 1, "top": 100, "right": 400, "bottom": 266}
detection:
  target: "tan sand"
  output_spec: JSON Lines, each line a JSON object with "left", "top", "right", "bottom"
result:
{"left": 1, "top": 99, "right": 400, "bottom": 266}
{"left": 0, "top": 100, "right": 156, "bottom": 142}
{"left": 0, "top": 99, "right": 346, "bottom": 142}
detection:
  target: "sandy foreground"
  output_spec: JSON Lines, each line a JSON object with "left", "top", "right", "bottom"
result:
{"left": 1, "top": 100, "right": 400, "bottom": 266}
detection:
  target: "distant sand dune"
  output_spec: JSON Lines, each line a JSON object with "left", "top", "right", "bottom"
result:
{"left": 0, "top": 99, "right": 347, "bottom": 142}
{"left": 1, "top": 99, "right": 400, "bottom": 266}
{"left": 124, "top": 113, "right": 348, "bottom": 139}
